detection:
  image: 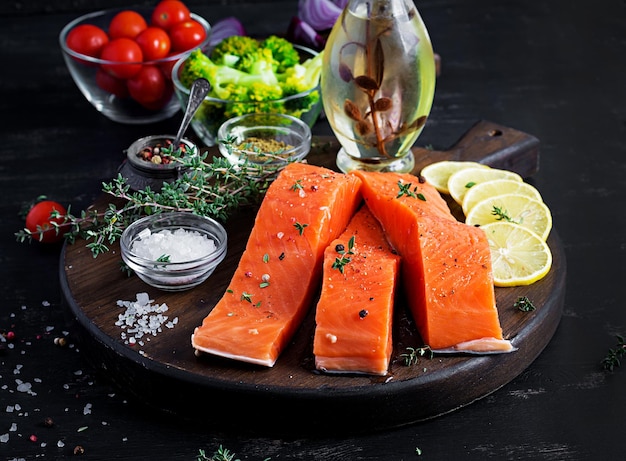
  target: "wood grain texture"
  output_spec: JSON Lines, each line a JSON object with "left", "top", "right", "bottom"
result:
{"left": 60, "top": 127, "right": 565, "bottom": 435}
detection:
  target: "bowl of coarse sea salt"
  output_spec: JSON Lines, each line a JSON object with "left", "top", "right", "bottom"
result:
{"left": 120, "top": 212, "right": 227, "bottom": 291}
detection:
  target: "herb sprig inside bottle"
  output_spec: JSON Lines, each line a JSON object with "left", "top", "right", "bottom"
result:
{"left": 321, "top": 0, "right": 436, "bottom": 173}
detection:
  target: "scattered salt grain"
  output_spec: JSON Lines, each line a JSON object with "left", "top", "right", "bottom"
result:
{"left": 131, "top": 228, "right": 216, "bottom": 262}
{"left": 115, "top": 293, "right": 178, "bottom": 347}
{"left": 0, "top": 433, "right": 8, "bottom": 443}
{"left": 83, "top": 403, "right": 92, "bottom": 415}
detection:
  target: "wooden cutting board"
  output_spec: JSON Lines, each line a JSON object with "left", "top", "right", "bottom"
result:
{"left": 60, "top": 121, "right": 565, "bottom": 435}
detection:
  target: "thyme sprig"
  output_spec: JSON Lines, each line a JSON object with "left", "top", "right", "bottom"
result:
{"left": 401, "top": 346, "right": 433, "bottom": 366}
{"left": 332, "top": 236, "right": 355, "bottom": 274}
{"left": 601, "top": 335, "right": 626, "bottom": 372}
{"left": 16, "top": 146, "right": 283, "bottom": 258}
{"left": 196, "top": 446, "right": 240, "bottom": 461}
{"left": 514, "top": 296, "right": 536, "bottom": 312}
{"left": 491, "top": 205, "right": 521, "bottom": 224}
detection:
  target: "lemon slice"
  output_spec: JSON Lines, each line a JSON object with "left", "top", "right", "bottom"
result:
{"left": 448, "top": 167, "right": 523, "bottom": 206}
{"left": 465, "top": 193, "right": 552, "bottom": 241}
{"left": 480, "top": 221, "right": 552, "bottom": 286}
{"left": 462, "top": 179, "right": 543, "bottom": 215}
{"left": 420, "top": 161, "right": 490, "bottom": 194}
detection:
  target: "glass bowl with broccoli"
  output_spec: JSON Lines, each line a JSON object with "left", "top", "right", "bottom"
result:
{"left": 171, "top": 35, "right": 323, "bottom": 146}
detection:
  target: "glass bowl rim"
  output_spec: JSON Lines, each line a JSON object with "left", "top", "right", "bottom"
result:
{"left": 217, "top": 113, "right": 312, "bottom": 157}
{"left": 120, "top": 212, "right": 228, "bottom": 268}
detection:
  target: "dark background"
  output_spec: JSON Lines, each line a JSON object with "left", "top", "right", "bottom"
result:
{"left": 1, "top": 0, "right": 625, "bottom": 459}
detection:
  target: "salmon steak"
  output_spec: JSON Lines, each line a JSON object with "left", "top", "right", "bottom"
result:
{"left": 313, "top": 206, "right": 401, "bottom": 376}
{"left": 352, "top": 170, "right": 513, "bottom": 352}
{"left": 191, "top": 162, "right": 363, "bottom": 366}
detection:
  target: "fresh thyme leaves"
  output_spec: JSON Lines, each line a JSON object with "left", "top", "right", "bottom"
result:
{"left": 465, "top": 181, "right": 477, "bottom": 189}
{"left": 294, "top": 222, "right": 308, "bottom": 235}
{"left": 196, "top": 446, "right": 240, "bottom": 461}
{"left": 332, "top": 236, "right": 355, "bottom": 274}
{"left": 290, "top": 179, "right": 304, "bottom": 191}
{"left": 241, "top": 292, "right": 253, "bottom": 303}
{"left": 401, "top": 346, "right": 433, "bottom": 366}
{"left": 196, "top": 446, "right": 270, "bottom": 461}
{"left": 491, "top": 205, "right": 520, "bottom": 224}
{"left": 514, "top": 296, "right": 536, "bottom": 312}
{"left": 156, "top": 254, "right": 171, "bottom": 263}
{"left": 601, "top": 335, "right": 626, "bottom": 371}
{"left": 263, "top": 253, "right": 270, "bottom": 263}
{"left": 396, "top": 181, "right": 417, "bottom": 198}
{"left": 16, "top": 146, "right": 283, "bottom": 258}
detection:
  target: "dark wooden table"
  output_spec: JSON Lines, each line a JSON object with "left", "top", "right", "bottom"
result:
{"left": 2, "top": 1, "right": 625, "bottom": 459}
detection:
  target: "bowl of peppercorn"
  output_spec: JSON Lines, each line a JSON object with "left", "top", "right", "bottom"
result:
{"left": 118, "top": 134, "right": 198, "bottom": 191}
{"left": 217, "top": 113, "right": 312, "bottom": 167}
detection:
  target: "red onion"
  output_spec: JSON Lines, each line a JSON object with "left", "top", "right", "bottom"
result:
{"left": 298, "top": 0, "right": 344, "bottom": 31}
{"left": 286, "top": 16, "right": 327, "bottom": 50}
{"left": 208, "top": 17, "right": 246, "bottom": 47}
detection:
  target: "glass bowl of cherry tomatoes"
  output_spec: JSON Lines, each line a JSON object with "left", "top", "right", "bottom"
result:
{"left": 59, "top": 1, "right": 211, "bottom": 124}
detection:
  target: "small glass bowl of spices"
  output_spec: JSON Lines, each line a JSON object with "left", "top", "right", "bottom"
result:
{"left": 120, "top": 212, "right": 227, "bottom": 292}
{"left": 217, "top": 113, "right": 312, "bottom": 167}
{"left": 118, "top": 135, "right": 198, "bottom": 192}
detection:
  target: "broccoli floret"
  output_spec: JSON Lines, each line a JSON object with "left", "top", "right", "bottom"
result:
{"left": 210, "top": 35, "right": 262, "bottom": 72}
{"left": 261, "top": 35, "right": 301, "bottom": 73}
{"left": 178, "top": 38, "right": 324, "bottom": 136}
{"left": 180, "top": 49, "right": 280, "bottom": 100}
{"left": 278, "top": 51, "right": 323, "bottom": 95}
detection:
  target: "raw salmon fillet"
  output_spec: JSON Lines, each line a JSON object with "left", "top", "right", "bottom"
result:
{"left": 191, "top": 163, "right": 363, "bottom": 366}
{"left": 313, "top": 206, "right": 401, "bottom": 376}
{"left": 352, "top": 170, "right": 512, "bottom": 352}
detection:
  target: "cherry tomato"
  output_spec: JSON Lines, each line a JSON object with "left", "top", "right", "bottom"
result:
{"left": 108, "top": 10, "right": 148, "bottom": 39}
{"left": 135, "top": 26, "right": 171, "bottom": 61}
{"left": 151, "top": 0, "right": 191, "bottom": 30}
{"left": 65, "top": 24, "right": 109, "bottom": 58}
{"left": 169, "top": 19, "right": 207, "bottom": 52}
{"left": 100, "top": 38, "right": 143, "bottom": 79}
{"left": 140, "top": 83, "right": 174, "bottom": 110}
{"left": 159, "top": 54, "right": 179, "bottom": 81}
{"left": 96, "top": 68, "right": 129, "bottom": 98}
{"left": 127, "top": 65, "right": 167, "bottom": 106}
{"left": 25, "top": 200, "right": 67, "bottom": 244}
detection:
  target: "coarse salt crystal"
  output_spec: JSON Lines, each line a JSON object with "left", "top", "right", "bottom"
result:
{"left": 131, "top": 228, "right": 216, "bottom": 262}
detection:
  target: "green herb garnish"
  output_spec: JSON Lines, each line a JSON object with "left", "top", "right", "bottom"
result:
{"left": 602, "top": 335, "right": 626, "bottom": 371}
{"left": 514, "top": 296, "right": 536, "bottom": 312}
{"left": 396, "top": 181, "right": 418, "bottom": 199}
{"left": 401, "top": 346, "right": 433, "bottom": 366}
{"left": 491, "top": 205, "right": 521, "bottom": 224}
{"left": 294, "top": 222, "right": 308, "bottom": 235}
{"left": 16, "top": 145, "right": 285, "bottom": 258}
{"left": 332, "top": 236, "right": 355, "bottom": 274}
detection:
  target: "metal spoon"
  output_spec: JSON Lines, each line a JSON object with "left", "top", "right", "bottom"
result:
{"left": 173, "top": 78, "right": 211, "bottom": 148}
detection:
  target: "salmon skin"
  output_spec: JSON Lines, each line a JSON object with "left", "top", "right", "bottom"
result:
{"left": 313, "top": 206, "right": 401, "bottom": 376}
{"left": 351, "top": 170, "right": 513, "bottom": 352}
{"left": 191, "top": 163, "right": 363, "bottom": 367}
